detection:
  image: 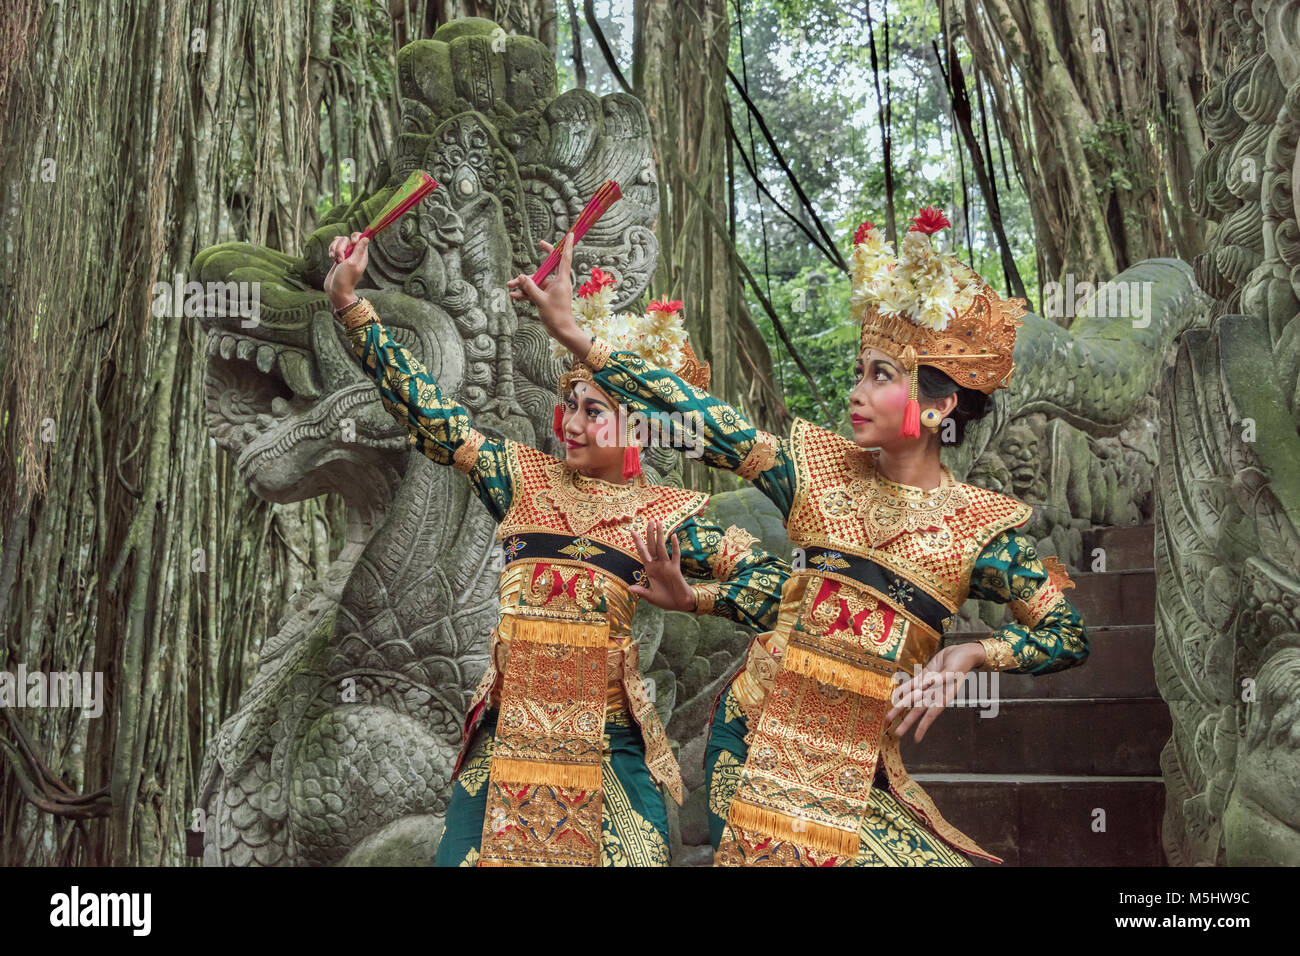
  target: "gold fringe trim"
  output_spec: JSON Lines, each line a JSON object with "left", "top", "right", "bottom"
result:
{"left": 728, "top": 799, "right": 860, "bottom": 858}
{"left": 490, "top": 756, "right": 603, "bottom": 792}
{"left": 508, "top": 615, "right": 610, "bottom": 648}
{"left": 477, "top": 858, "right": 585, "bottom": 867}
{"left": 783, "top": 645, "right": 897, "bottom": 699}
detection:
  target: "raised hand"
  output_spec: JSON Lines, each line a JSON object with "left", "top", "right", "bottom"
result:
{"left": 325, "top": 232, "right": 370, "bottom": 310}
{"left": 506, "top": 234, "right": 590, "bottom": 358}
{"left": 628, "top": 518, "right": 696, "bottom": 613}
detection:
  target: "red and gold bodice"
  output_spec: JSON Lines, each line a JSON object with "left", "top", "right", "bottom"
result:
{"left": 460, "top": 441, "right": 708, "bottom": 802}
{"left": 733, "top": 418, "right": 1032, "bottom": 711}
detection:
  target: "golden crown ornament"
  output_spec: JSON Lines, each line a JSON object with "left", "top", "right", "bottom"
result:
{"left": 852, "top": 207, "right": 1027, "bottom": 438}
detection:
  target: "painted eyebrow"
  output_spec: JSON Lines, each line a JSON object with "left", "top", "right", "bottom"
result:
{"left": 579, "top": 394, "right": 611, "bottom": 411}
{"left": 869, "top": 358, "right": 897, "bottom": 373}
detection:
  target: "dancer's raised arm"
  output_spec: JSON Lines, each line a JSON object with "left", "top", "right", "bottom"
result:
{"left": 328, "top": 232, "right": 512, "bottom": 520}
{"left": 508, "top": 236, "right": 795, "bottom": 517}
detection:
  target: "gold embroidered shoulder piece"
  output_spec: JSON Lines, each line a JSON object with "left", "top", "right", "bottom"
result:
{"left": 495, "top": 442, "right": 708, "bottom": 555}
{"left": 785, "top": 418, "right": 1032, "bottom": 611}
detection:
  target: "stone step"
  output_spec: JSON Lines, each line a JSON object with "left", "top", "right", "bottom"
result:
{"left": 910, "top": 773, "right": 1166, "bottom": 866}
{"left": 945, "top": 626, "right": 1157, "bottom": 698}
{"left": 1080, "top": 524, "right": 1155, "bottom": 572}
{"left": 1042, "top": 568, "right": 1155, "bottom": 628}
{"left": 898, "top": 697, "right": 1171, "bottom": 776}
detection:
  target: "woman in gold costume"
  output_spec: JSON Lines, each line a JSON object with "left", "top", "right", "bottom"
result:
{"left": 512, "top": 209, "right": 1089, "bottom": 866}
{"left": 326, "top": 232, "right": 788, "bottom": 867}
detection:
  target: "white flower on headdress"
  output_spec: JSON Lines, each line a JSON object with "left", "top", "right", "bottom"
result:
{"left": 553, "top": 271, "right": 690, "bottom": 370}
{"left": 573, "top": 285, "right": 615, "bottom": 325}
{"left": 899, "top": 230, "right": 938, "bottom": 270}
{"left": 850, "top": 209, "right": 981, "bottom": 331}
{"left": 911, "top": 272, "right": 957, "bottom": 330}
{"left": 874, "top": 273, "right": 915, "bottom": 317}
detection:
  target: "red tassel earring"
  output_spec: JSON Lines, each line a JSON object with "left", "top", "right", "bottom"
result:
{"left": 622, "top": 423, "right": 642, "bottom": 479}
{"left": 899, "top": 365, "right": 921, "bottom": 439}
{"left": 552, "top": 404, "right": 564, "bottom": 439}
{"left": 622, "top": 444, "right": 642, "bottom": 480}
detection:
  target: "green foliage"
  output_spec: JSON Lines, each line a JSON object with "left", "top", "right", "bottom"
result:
{"left": 332, "top": 0, "right": 398, "bottom": 104}
{"left": 726, "top": 0, "right": 1041, "bottom": 421}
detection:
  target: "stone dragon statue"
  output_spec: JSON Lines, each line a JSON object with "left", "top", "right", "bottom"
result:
{"left": 191, "top": 18, "right": 689, "bottom": 865}
{"left": 190, "top": 15, "right": 1229, "bottom": 866}
{"left": 1154, "top": 0, "right": 1300, "bottom": 866}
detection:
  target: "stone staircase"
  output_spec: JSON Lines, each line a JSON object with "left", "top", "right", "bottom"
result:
{"left": 901, "top": 524, "right": 1170, "bottom": 866}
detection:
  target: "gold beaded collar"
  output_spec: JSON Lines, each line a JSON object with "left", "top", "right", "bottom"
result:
{"left": 535, "top": 462, "right": 654, "bottom": 537}
{"left": 846, "top": 449, "right": 972, "bottom": 548}
{"left": 558, "top": 462, "right": 646, "bottom": 500}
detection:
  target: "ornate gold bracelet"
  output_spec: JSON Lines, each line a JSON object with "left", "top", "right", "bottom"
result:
{"left": 736, "top": 431, "right": 779, "bottom": 480}
{"left": 978, "top": 637, "right": 1018, "bottom": 671}
{"left": 334, "top": 296, "right": 376, "bottom": 331}
{"left": 691, "top": 582, "right": 721, "bottom": 615}
{"left": 584, "top": 335, "right": 613, "bottom": 370}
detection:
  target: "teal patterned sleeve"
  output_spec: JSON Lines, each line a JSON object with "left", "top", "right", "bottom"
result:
{"left": 671, "top": 516, "right": 788, "bottom": 632}
{"left": 966, "top": 529, "right": 1089, "bottom": 675}
{"left": 586, "top": 341, "right": 796, "bottom": 518}
{"left": 341, "top": 299, "right": 513, "bottom": 521}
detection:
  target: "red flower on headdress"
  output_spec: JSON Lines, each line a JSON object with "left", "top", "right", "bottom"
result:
{"left": 853, "top": 221, "right": 875, "bottom": 245}
{"left": 576, "top": 266, "right": 616, "bottom": 299}
{"left": 648, "top": 297, "right": 683, "bottom": 314}
{"left": 908, "top": 207, "right": 950, "bottom": 234}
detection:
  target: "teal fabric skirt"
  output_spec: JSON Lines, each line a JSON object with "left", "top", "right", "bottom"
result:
{"left": 434, "top": 708, "right": 672, "bottom": 867}
{"left": 704, "top": 682, "right": 974, "bottom": 866}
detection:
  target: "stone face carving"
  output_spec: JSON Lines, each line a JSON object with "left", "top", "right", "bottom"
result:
{"left": 192, "top": 17, "right": 665, "bottom": 865}
{"left": 1154, "top": 0, "right": 1300, "bottom": 866}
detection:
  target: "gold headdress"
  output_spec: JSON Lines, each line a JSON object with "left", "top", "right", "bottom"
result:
{"left": 852, "top": 207, "right": 1026, "bottom": 437}
{"left": 553, "top": 268, "right": 710, "bottom": 478}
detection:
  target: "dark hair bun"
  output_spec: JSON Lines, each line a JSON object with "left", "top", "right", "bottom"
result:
{"left": 915, "top": 364, "right": 992, "bottom": 446}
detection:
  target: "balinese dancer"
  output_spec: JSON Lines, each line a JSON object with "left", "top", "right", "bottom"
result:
{"left": 327, "top": 233, "right": 787, "bottom": 867}
{"left": 513, "top": 209, "right": 1089, "bottom": 866}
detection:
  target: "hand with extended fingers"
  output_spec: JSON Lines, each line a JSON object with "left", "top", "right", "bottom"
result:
{"left": 884, "top": 642, "right": 987, "bottom": 743}
{"left": 627, "top": 518, "right": 696, "bottom": 613}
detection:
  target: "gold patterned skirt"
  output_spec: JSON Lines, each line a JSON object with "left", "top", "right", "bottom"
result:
{"left": 435, "top": 707, "right": 672, "bottom": 867}
{"left": 704, "top": 682, "right": 973, "bottom": 866}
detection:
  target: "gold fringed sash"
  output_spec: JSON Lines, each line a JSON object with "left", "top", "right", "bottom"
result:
{"left": 879, "top": 730, "right": 1002, "bottom": 863}
{"left": 478, "top": 613, "right": 610, "bottom": 867}
{"left": 720, "top": 658, "right": 897, "bottom": 866}
{"left": 782, "top": 640, "right": 897, "bottom": 697}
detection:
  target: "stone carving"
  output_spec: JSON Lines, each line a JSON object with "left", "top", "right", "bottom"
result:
{"left": 1154, "top": 0, "right": 1300, "bottom": 866}
{"left": 192, "top": 17, "right": 666, "bottom": 865}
